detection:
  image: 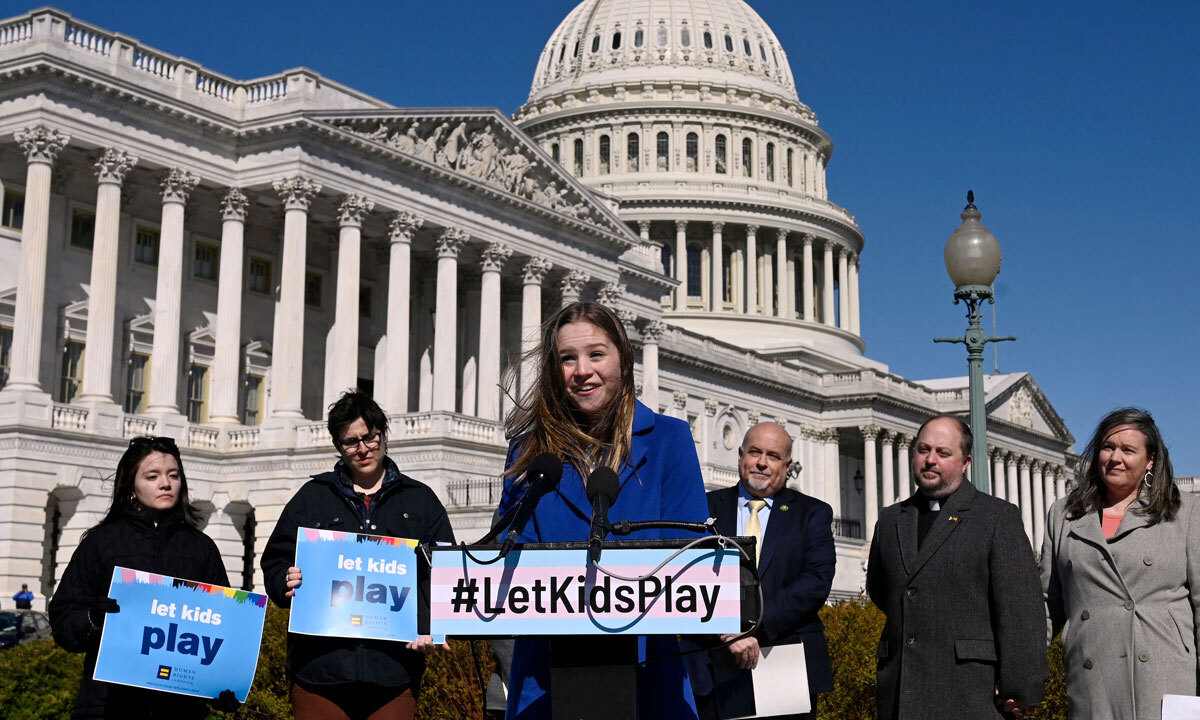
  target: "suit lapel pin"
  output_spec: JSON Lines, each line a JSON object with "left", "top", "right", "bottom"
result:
{"left": 779, "top": 504, "right": 789, "bottom": 512}
{"left": 949, "top": 515, "right": 959, "bottom": 522}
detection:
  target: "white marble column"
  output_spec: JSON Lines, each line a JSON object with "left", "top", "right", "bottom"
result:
{"left": 1055, "top": 467, "right": 1067, "bottom": 501}
{"left": 991, "top": 447, "right": 1007, "bottom": 501}
{"left": 208, "top": 188, "right": 248, "bottom": 423}
{"left": 329, "top": 195, "right": 373, "bottom": 407}
{"left": 1031, "top": 460, "right": 1046, "bottom": 550}
{"left": 745, "top": 225, "right": 758, "bottom": 315}
{"left": 560, "top": 269, "right": 589, "bottom": 307}
{"left": 1018, "top": 457, "right": 1033, "bottom": 541}
{"left": 432, "top": 228, "right": 467, "bottom": 412}
{"left": 879, "top": 429, "right": 896, "bottom": 509}
{"left": 148, "top": 169, "right": 199, "bottom": 415}
{"left": 702, "top": 398, "right": 717, "bottom": 464}
{"left": 896, "top": 434, "right": 912, "bottom": 498}
{"left": 801, "top": 234, "right": 814, "bottom": 322}
{"left": 384, "top": 212, "right": 422, "bottom": 415}
{"left": 821, "top": 241, "right": 835, "bottom": 327}
{"left": 79, "top": 148, "right": 138, "bottom": 404}
{"left": 520, "top": 256, "right": 552, "bottom": 398}
{"left": 710, "top": 222, "right": 724, "bottom": 312}
{"left": 7, "top": 126, "right": 68, "bottom": 393}
{"left": 785, "top": 246, "right": 797, "bottom": 319}
{"left": 822, "top": 428, "right": 841, "bottom": 518}
{"left": 1006, "top": 452, "right": 1020, "bottom": 508}
{"left": 477, "top": 242, "right": 511, "bottom": 421}
{"left": 1043, "top": 461, "right": 1057, "bottom": 511}
{"left": 761, "top": 247, "right": 773, "bottom": 317}
{"left": 269, "top": 176, "right": 320, "bottom": 419}
{"left": 641, "top": 321, "right": 664, "bottom": 408}
{"left": 673, "top": 220, "right": 688, "bottom": 311}
{"left": 861, "top": 425, "right": 879, "bottom": 540}
{"left": 837, "top": 247, "right": 850, "bottom": 330}
{"left": 850, "top": 256, "right": 861, "bottom": 334}
{"left": 775, "top": 229, "right": 788, "bottom": 318}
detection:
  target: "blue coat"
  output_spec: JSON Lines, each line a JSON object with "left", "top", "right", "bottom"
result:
{"left": 499, "top": 401, "right": 709, "bottom": 720}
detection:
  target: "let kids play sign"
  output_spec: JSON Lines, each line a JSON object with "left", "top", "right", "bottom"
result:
{"left": 93, "top": 568, "right": 267, "bottom": 701}
{"left": 288, "top": 528, "right": 426, "bottom": 642}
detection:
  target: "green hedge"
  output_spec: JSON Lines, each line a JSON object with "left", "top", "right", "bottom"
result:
{"left": 0, "top": 601, "right": 1064, "bottom": 719}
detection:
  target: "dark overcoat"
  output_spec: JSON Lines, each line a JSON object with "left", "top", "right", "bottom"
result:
{"left": 866, "top": 481, "right": 1047, "bottom": 720}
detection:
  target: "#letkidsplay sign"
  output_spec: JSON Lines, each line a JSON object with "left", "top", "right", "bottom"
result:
{"left": 288, "top": 527, "right": 427, "bottom": 642}
{"left": 93, "top": 567, "right": 267, "bottom": 702}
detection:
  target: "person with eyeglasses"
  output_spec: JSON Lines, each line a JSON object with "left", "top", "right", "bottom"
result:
{"left": 48, "top": 436, "right": 237, "bottom": 719}
{"left": 261, "top": 390, "right": 455, "bottom": 720}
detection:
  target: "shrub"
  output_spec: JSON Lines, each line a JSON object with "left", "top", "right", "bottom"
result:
{"left": 0, "top": 638, "right": 83, "bottom": 720}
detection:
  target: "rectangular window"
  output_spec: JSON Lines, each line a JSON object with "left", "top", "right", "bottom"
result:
{"left": 242, "top": 374, "right": 264, "bottom": 426}
{"left": 304, "top": 273, "right": 323, "bottom": 308}
{"left": 248, "top": 257, "right": 272, "bottom": 294}
{"left": 70, "top": 209, "right": 95, "bottom": 250}
{"left": 59, "top": 340, "right": 85, "bottom": 403}
{"left": 123, "top": 353, "right": 149, "bottom": 413}
{"left": 134, "top": 226, "right": 159, "bottom": 266}
{"left": 0, "top": 326, "right": 11, "bottom": 389}
{"left": 1, "top": 190, "right": 23, "bottom": 231}
{"left": 186, "top": 364, "right": 208, "bottom": 423}
{"left": 193, "top": 242, "right": 218, "bottom": 280}
{"left": 359, "top": 286, "right": 373, "bottom": 319}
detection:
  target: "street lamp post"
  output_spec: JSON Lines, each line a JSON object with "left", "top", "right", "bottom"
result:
{"left": 934, "top": 192, "right": 1015, "bottom": 493}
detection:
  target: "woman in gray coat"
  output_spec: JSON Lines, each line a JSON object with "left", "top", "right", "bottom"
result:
{"left": 1042, "top": 408, "right": 1197, "bottom": 720}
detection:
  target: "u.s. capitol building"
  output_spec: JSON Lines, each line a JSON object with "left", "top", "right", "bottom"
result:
{"left": 0, "top": 1, "right": 1074, "bottom": 604}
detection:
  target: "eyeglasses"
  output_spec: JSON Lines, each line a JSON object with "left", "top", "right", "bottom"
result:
{"left": 339, "top": 431, "right": 382, "bottom": 452}
{"left": 128, "top": 436, "right": 178, "bottom": 449}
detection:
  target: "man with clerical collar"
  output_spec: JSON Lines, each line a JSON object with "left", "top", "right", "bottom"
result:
{"left": 867, "top": 415, "right": 1047, "bottom": 720}
{"left": 689, "top": 422, "right": 835, "bottom": 719}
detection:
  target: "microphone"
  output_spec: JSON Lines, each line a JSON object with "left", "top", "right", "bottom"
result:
{"left": 586, "top": 467, "right": 621, "bottom": 564}
{"left": 499, "top": 453, "right": 562, "bottom": 558}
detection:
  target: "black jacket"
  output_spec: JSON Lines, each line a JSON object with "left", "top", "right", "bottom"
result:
{"left": 48, "top": 507, "right": 230, "bottom": 720}
{"left": 260, "top": 457, "right": 454, "bottom": 689}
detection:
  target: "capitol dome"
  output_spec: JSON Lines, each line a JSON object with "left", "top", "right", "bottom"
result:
{"left": 517, "top": 0, "right": 871, "bottom": 371}
{"left": 527, "top": 0, "right": 799, "bottom": 107}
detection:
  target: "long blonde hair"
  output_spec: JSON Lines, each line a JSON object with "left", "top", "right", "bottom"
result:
{"left": 504, "top": 301, "right": 637, "bottom": 481}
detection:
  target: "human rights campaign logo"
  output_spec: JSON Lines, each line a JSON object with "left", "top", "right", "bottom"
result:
{"left": 156, "top": 665, "right": 172, "bottom": 680}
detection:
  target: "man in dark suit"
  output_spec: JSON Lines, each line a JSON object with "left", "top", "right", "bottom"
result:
{"left": 866, "top": 415, "right": 1047, "bottom": 720}
{"left": 690, "top": 421, "right": 836, "bottom": 720}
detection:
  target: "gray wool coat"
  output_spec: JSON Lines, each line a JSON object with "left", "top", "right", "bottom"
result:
{"left": 1041, "top": 493, "right": 1200, "bottom": 720}
{"left": 867, "top": 481, "right": 1048, "bottom": 720}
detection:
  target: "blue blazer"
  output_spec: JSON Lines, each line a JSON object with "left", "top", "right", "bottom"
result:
{"left": 689, "top": 484, "right": 836, "bottom": 698}
{"left": 499, "top": 401, "right": 709, "bottom": 720}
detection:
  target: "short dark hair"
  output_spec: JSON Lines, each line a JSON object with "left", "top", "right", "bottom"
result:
{"left": 327, "top": 390, "right": 389, "bottom": 447}
{"left": 1066, "top": 407, "right": 1177, "bottom": 524}
{"left": 915, "top": 414, "right": 972, "bottom": 459}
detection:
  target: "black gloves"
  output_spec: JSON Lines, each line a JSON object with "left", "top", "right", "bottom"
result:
{"left": 212, "top": 689, "right": 241, "bottom": 712}
{"left": 87, "top": 597, "right": 120, "bottom": 631}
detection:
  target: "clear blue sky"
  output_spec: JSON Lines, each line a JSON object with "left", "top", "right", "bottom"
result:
{"left": 36, "top": 1, "right": 1200, "bottom": 472}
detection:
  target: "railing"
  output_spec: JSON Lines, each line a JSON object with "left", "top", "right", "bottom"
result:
{"left": 0, "top": 17, "right": 32, "bottom": 47}
{"left": 228, "top": 428, "right": 260, "bottom": 450}
{"left": 51, "top": 404, "right": 88, "bottom": 431}
{"left": 195, "top": 71, "right": 234, "bottom": 101}
{"left": 832, "top": 517, "right": 863, "bottom": 540}
{"left": 296, "top": 422, "right": 328, "bottom": 447}
{"left": 445, "top": 477, "right": 504, "bottom": 509}
{"left": 397, "top": 412, "right": 505, "bottom": 446}
{"left": 122, "top": 416, "right": 156, "bottom": 438}
{"left": 63, "top": 21, "right": 110, "bottom": 56}
{"left": 245, "top": 77, "right": 287, "bottom": 104}
{"left": 188, "top": 426, "right": 219, "bottom": 449}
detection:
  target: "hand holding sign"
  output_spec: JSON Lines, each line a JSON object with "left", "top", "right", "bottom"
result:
{"left": 285, "top": 566, "right": 302, "bottom": 598}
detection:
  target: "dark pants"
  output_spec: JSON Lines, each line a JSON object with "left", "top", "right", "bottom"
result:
{"left": 291, "top": 682, "right": 417, "bottom": 720}
{"left": 695, "top": 691, "right": 819, "bottom": 720}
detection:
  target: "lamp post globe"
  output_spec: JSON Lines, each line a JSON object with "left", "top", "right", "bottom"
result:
{"left": 944, "top": 191, "right": 1002, "bottom": 294}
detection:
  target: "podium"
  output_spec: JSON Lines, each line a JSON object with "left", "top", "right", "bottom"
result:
{"left": 426, "top": 537, "right": 759, "bottom": 720}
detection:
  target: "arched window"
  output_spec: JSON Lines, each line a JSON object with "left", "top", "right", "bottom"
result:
{"left": 724, "top": 34, "right": 733, "bottom": 52}
{"left": 558, "top": 44, "right": 566, "bottom": 63}
{"left": 627, "top": 133, "right": 640, "bottom": 172}
{"left": 656, "top": 131, "right": 669, "bottom": 171}
{"left": 634, "top": 28, "right": 644, "bottom": 48}
{"left": 687, "top": 244, "right": 702, "bottom": 297}
{"left": 772, "top": 49, "right": 780, "bottom": 68}
{"left": 742, "top": 138, "right": 753, "bottom": 177}
{"left": 760, "top": 43, "right": 767, "bottom": 61}
{"left": 599, "top": 135, "right": 611, "bottom": 175}
{"left": 591, "top": 35, "right": 601, "bottom": 53}
{"left": 657, "top": 24, "right": 668, "bottom": 46}
{"left": 766, "top": 142, "right": 775, "bottom": 182}
{"left": 686, "top": 132, "right": 698, "bottom": 172}
{"left": 743, "top": 38, "right": 752, "bottom": 57}
{"left": 681, "top": 27, "right": 691, "bottom": 47}
{"left": 574, "top": 40, "right": 580, "bottom": 57}
{"left": 573, "top": 138, "right": 584, "bottom": 177}
{"left": 551, "top": 143, "right": 560, "bottom": 163}
{"left": 612, "top": 31, "right": 622, "bottom": 50}
{"left": 786, "top": 148, "right": 794, "bottom": 186}
{"left": 703, "top": 31, "right": 713, "bottom": 49}
{"left": 715, "top": 134, "right": 727, "bottom": 174}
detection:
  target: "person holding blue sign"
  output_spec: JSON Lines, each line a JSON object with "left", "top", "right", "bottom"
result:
{"left": 261, "top": 390, "right": 455, "bottom": 720}
{"left": 48, "top": 436, "right": 238, "bottom": 719}
{"left": 499, "top": 300, "right": 710, "bottom": 720}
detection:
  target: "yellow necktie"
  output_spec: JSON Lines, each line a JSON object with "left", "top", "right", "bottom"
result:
{"left": 747, "top": 499, "right": 767, "bottom": 566}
